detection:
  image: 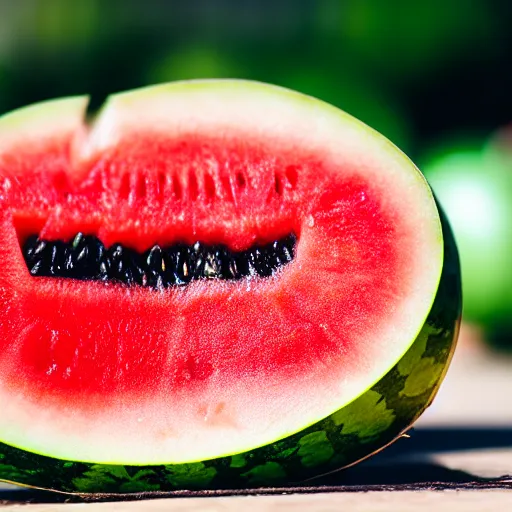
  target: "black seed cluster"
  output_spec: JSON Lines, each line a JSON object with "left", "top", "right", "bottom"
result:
{"left": 22, "top": 232, "right": 297, "bottom": 288}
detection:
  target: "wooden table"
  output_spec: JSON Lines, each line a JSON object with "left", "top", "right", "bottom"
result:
{"left": 2, "top": 326, "right": 511, "bottom": 510}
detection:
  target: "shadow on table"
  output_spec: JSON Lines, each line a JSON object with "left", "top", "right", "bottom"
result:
{"left": 372, "top": 427, "right": 512, "bottom": 457}
{"left": 305, "top": 426, "right": 512, "bottom": 488}
{"left": 1, "top": 427, "right": 511, "bottom": 503}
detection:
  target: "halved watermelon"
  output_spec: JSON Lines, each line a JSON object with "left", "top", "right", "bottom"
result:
{"left": 0, "top": 80, "right": 460, "bottom": 494}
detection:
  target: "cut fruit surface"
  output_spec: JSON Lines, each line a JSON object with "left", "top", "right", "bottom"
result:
{"left": 0, "top": 81, "right": 454, "bottom": 482}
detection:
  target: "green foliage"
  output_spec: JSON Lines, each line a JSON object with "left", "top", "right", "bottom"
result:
{"left": 148, "top": 46, "right": 243, "bottom": 84}
{"left": 320, "top": 0, "right": 495, "bottom": 82}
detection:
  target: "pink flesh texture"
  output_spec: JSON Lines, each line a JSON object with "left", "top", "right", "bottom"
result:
{"left": 1, "top": 132, "right": 400, "bottom": 399}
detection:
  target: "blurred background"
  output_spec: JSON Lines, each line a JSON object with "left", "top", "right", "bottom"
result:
{"left": 0, "top": 0, "right": 511, "bottom": 425}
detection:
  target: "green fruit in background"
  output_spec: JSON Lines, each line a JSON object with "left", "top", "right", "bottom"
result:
{"left": 422, "top": 135, "right": 512, "bottom": 344}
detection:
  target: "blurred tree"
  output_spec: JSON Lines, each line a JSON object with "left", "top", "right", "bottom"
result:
{"left": 315, "top": 0, "right": 496, "bottom": 84}
{"left": 0, "top": 0, "right": 510, "bottom": 152}
{"left": 147, "top": 45, "right": 244, "bottom": 83}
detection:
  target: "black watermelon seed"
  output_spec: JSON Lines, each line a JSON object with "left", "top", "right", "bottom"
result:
{"left": 49, "top": 242, "right": 66, "bottom": 276}
{"left": 72, "top": 232, "right": 84, "bottom": 249}
{"left": 227, "top": 259, "right": 240, "bottom": 279}
{"left": 34, "top": 240, "right": 48, "bottom": 256}
{"left": 146, "top": 246, "right": 164, "bottom": 272}
{"left": 29, "top": 260, "right": 43, "bottom": 276}
{"left": 21, "top": 233, "right": 297, "bottom": 289}
{"left": 23, "top": 235, "right": 40, "bottom": 262}
{"left": 145, "top": 246, "right": 166, "bottom": 288}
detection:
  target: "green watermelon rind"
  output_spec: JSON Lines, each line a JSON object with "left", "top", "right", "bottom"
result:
{"left": 0, "top": 209, "right": 461, "bottom": 494}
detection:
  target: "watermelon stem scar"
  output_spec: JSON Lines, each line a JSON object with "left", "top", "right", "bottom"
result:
{"left": 21, "top": 232, "right": 297, "bottom": 288}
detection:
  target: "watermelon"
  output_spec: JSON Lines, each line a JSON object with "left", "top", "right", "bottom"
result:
{"left": 0, "top": 80, "right": 461, "bottom": 494}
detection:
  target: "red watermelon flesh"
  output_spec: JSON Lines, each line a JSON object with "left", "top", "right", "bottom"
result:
{"left": 0, "top": 81, "right": 443, "bottom": 466}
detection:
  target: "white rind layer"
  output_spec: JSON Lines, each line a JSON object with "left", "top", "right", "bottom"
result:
{"left": 0, "top": 80, "right": 443, "bottom": 464}
{"left": 0, "top": 96, "right": 87, "bottom": 154}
